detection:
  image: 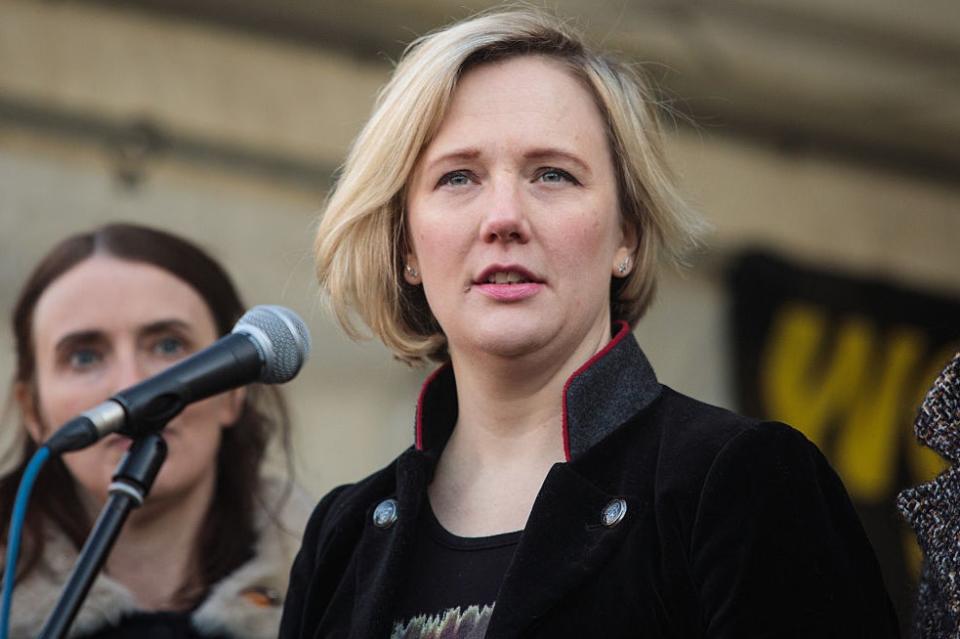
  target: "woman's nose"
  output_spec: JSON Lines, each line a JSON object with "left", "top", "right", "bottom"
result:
{"left": 479, "top": 179, "right": 531, "bottom": 244}
{"left": 111, "top": 352, "right": 150, "bottom": 394}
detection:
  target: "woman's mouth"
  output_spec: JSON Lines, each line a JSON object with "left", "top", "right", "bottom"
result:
{"left": 474, "top": 265, "right": 544, "bottom": 301}
{"left": 484, "top": 271, "right": 532, "bottom": 284}
{"left": 103, "top": 434, "right": 133, "bottom": 451}
{"left": 475, "top": 264, "right": 543, "bottom": 285}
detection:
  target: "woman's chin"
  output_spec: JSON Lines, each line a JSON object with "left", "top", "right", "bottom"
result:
{"left": 455, "top": 324, "right": 555, "bottom": 360}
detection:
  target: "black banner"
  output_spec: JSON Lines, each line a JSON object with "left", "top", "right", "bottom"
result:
{"left": 729, "top": 251, "right": 960, "bottom": 632}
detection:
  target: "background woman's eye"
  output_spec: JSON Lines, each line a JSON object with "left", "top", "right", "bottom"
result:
{"left": 438, "top": 171, "right": 471, "bottom": 187}
{"left": 154, "top": 336, "right": 186, "bottom": 357}
{"left": 68, "top": 348, "right": 102, "bottom": 370}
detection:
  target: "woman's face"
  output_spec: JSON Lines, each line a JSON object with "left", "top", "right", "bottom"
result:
{"left": 18, "top": 255, "right": 242, "bottom": 511}
{"left": 405, "top": 55, "right": 635, "bottom": 362}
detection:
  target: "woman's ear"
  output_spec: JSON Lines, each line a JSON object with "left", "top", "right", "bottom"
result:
{"left": 613, "top": 219, "right": 640, "bottom": 278}
{"left": 403, "top": 253, "right": 422, "bottom": 285}
{"left": 218, "top": 387, "right": 246, "bottom": 429}
{"left": 400, "top": 210, "right": 422, "bottom": 286}
{"left": 15, "top": 381, "right": 45, "bottom": 443}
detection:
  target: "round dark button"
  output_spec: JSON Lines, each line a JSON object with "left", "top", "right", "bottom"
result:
{"left": 602, "top": 498, "right": 627, "bottom": 527}
{"left": 373, "top": 498, "right": 399, "bottom": 528}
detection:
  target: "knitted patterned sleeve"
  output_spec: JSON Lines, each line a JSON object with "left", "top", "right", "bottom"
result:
{"left": 898, "top": 352, "right": 960, "bottom": 639}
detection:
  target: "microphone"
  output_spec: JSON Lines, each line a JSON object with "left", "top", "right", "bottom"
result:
{"left": 43, "top": 305, "right": 311, "bottom": 455}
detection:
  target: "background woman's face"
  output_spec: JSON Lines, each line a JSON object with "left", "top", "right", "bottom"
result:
{"left": 405, "top": 55, "right": 634, "bottom": 362}
{"left": 19, "top": 255, "right": 241, "bottom": 511}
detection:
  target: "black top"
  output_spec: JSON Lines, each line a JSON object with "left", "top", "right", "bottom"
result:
{"left": 391, "top": 501, "right": 521, "bottom": 636}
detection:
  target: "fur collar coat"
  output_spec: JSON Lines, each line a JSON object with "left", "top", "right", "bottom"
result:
{"left": 9, "top": 478, "right": 309, "bottom": 639}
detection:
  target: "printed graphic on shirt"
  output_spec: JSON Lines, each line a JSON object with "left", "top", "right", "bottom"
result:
{"left": 391, "top": 604, "right": 493, "bottom": 639}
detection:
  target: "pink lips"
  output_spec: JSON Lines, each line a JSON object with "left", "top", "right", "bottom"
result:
{"left": 473, "top": 264, "right": 544, "bottom": 302}
{"left": 476, "top": 282, "right": 543, "bottom": 301}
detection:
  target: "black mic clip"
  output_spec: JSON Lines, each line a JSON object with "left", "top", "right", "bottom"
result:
{"left": 43, "top": 401, "right": 126, "bottom": 456}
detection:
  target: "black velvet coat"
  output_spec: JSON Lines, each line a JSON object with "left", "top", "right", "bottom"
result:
{"left": 281, "top": 324, "right": 899, "bottom": 638}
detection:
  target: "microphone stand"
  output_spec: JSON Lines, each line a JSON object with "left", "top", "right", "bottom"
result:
{"left": 38, "top": 433, "right": 168, "bottom": 639}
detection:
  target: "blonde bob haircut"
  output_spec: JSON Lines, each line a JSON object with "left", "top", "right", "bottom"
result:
{"left": 315, "top": 7, "right": 704, "bottom": 365}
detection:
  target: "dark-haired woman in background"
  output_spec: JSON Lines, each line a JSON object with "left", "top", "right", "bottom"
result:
{"left": 0, "top": 223, "right": 307, "bottom": 638}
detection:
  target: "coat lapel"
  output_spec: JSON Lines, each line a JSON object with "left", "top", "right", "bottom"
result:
{"left": 486, "top": 462, "right": 640, "bottom": 637}
{"left": 344, "top": 450, "right": 430, "bottom": 639}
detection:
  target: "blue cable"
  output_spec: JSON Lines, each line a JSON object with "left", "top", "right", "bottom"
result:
{"left": 0, "top": 446, "right": 50, "bottom": 639}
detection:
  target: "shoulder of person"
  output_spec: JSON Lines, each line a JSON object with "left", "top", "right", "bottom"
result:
{"left": 607, "top": 384, "right": 832, "bottom": 508}
{"left": 300, "top": 449, "right": 409, "bottom": 549}
{"left": 6, "top": 530, "right": 139, "bottom": 638}
{"left": 180, "top": 477, "right": 319, "bottom": 639}
{"left": 655, "top": 384, "right": 814, "bottom": 455}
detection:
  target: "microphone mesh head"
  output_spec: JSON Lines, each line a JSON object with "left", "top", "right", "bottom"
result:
{"left": 233, "top": 305, "right": 311, "bottom": 384}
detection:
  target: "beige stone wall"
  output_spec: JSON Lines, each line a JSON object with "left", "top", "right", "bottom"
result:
{"left": 1, "top": 0, "right": 957, "bottom": 500}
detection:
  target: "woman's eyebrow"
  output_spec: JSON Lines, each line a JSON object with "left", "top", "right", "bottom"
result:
{"left": 424, "top": 148, "right": 482, "bottom": 172}
{"left": 523, "top": 148, "right": 591, "bottom": 174}
{"left": 138, "top": 319, "right": 192, "bottom": 337}
{"left": 423, "top": 147, "right": 592, "bottom": 174}
{"left": 52, "top": 320, "right": 193, "bottom": 354}
{"left": 53, "top": 330, "right": 105, "bottom": 355}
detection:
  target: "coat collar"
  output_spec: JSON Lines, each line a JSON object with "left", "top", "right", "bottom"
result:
{"left": 414, "top": 321, "right": 662, "bottom": 461}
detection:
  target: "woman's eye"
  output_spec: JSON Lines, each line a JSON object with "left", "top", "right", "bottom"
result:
{"left": 153, "top": 336, "right": 186, "bottom": 357}
{"left": 437, "top": 171, "right": 472, "bottom": 188}
{"left": 68, "top": 348, "right": 102, "bottom": 370}
{"left": 537, "top": 168, "right": 576, "bottom": 184}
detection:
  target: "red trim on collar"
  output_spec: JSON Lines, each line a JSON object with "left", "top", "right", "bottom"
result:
{"left": 415, "top": 322, "right": 632, "bottom": 456}
{"left": 560, "top": 321, "right": 632, "bottom": 462}
{"left": 415, "top": 363, "right": 450, "bottom": 451}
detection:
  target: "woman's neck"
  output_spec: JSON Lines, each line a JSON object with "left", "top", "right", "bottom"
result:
{"left": 429, "top": 321, "right": 613, "bottom": 536}
{"left": 449, "top": 319, "right": 613, "bottom": 443}
{"left": 94, "top": 470, "right": 216, "bottom": 611}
